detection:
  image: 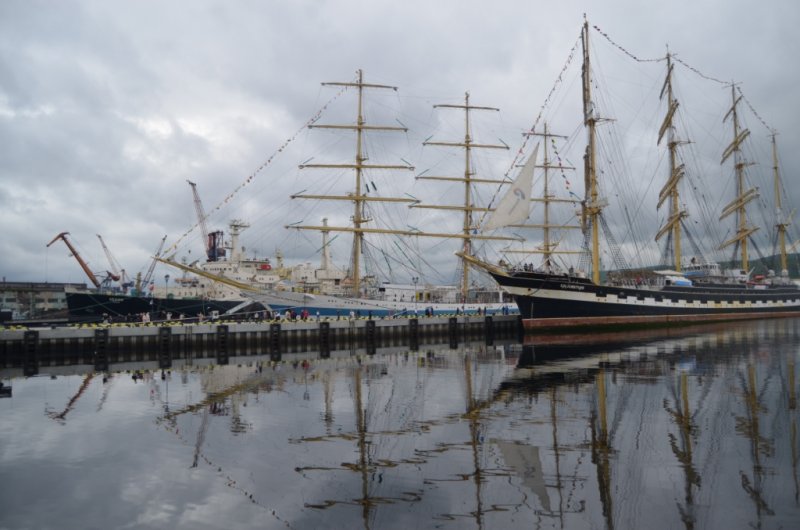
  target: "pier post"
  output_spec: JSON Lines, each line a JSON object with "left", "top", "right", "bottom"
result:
{"left": 216, "top": 325, "right": 229, "bottom": 365}
{"left": 157, "top": 327, "right": 172, "bottom": 369}
{"left": 365, "top": 320, "right": 376, "bottom": 355}
{"left": 183, "top": 326, "right": 193, "bottom": 365}
{"left": 409, "top": 318, "right": 419, "bottom": 351}
{"left": 23, "top": 330, "right": 39, "bottom": 376}
{"left": 93, "top": 328, "right": 109, "bottom": 372}
{"left": 484, "top": 316, "right": 494, "bottom": 346}
{"left": 270, "top": 323, "right": 281, "bottom": 362}
{"left": 319, "top": 321, "right": 330, "bottom": 358}
{"left": 448, "top": 317, "right": 458, "bottom": 349}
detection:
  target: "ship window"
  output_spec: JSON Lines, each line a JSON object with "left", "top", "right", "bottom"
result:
{"left": 618, "top": 292, "right": 627, "bottom": 299}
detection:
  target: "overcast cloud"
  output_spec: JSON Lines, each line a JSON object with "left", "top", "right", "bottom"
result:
{"left": 1, "top": 0, "right": 798, "bottom": 286}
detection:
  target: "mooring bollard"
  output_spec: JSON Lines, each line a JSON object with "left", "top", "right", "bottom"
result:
{"left": 365, "top": 320, "right": 376, "bottom": 355}
{"left": 23, "top": 330, "right": 39, "bottom": 377}
{"left": 94, "top": 328, "right": 110, "bottom": 372}
{"left": 448, "top": 317, "right": 459, "bottom": 349}
{"left": 319, "top": 321, "right": 330, "bottom": 358}
{"left": 270, "top": 323, "right": 281, "bottom": 362}
{"left": 409, "top": 318, "right": 419, "bottom": 351}
{"left": 484, "top": 316, "right": 494, "bottom": 346}
{"left": 216, "top": 325, "right": 229, "bottom": 365}
{"left": 158, "top": 326, "right": 172, "bottom": 369}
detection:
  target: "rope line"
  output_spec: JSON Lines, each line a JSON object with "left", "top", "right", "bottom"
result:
{"left": 592, "top": 25, "right": 665, "bottom": 63}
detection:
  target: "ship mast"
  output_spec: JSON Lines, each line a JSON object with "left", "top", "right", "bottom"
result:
{"left": 287, "top": 72, "right": 519, "bottom": 298}
{"left": 413, "top": 92, "right": 512, "bottom": 299}
{"left": 719, "top": 84, "right": 758, "bottom": 272}
{"left": 503, "top": 123, "right": 581, "bottom": 269}
{"left": 655, "top": 52, "right": 689, "bottom": 272}
{"left": 771, "top": 133, "right": 790, "bottom": 273}
{"left": 288, "top": 70, "right": 414, "bottom": 297}
{"left": 581, "top": 19, "right": 604, "bottom": 284}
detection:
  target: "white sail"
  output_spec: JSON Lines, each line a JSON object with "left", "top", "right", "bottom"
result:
{"left": 483, "top": 143, "right": 539, "bottom": 231}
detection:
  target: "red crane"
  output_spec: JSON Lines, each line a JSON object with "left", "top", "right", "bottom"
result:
{"left": 47, "top": 232, "right": 102, "bottom": 288}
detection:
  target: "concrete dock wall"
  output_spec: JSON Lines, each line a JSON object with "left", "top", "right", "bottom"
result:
{"left": 0, "top": 315, "right": 522, "bottom": 375}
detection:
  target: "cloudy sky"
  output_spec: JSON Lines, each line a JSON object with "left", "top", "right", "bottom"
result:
{"left": 1, "top": 0, "right": 798, "bottom": 287}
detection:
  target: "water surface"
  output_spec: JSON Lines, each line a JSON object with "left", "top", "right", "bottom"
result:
{"left": 2, "top": 319, "right": 799, "bottom": 529}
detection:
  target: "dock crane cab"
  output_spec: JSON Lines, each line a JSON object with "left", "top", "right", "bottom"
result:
{"left": 187, "top": 180, "right": 226, "bottom": 262}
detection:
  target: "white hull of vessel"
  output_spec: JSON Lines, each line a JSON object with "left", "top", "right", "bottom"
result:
{"left": 250, "top": 290, "right": 516, "bottom": 317}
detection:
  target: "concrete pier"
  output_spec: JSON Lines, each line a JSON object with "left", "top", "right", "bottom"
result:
{"left": 1, "top": 315, "right": 521, "bottom": 374}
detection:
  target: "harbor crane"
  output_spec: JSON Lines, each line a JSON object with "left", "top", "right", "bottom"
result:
{"left": 138, "top": 235, "right": 167, "bottom": 294}
{"left": 187, "top": 180, "right": 225, "bottom": 262}
{"left": 96, "top": 234, "right": 127, "bottom": 287}
{"left": 47, "top": 232, "right": 102, "bottom": 289}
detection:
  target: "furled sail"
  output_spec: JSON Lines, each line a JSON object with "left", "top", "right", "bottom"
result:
{"left": 483, "top": 143, "right": 539, "bottom": 231}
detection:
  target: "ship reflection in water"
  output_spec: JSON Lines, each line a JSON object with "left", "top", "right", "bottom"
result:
{"left": 1, "top": 319, "right": 800, "bottom": 529}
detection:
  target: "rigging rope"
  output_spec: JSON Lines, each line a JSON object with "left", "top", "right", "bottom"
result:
{"left": 578, "top": 226, "right": 592, "bottom": 273}
{"left": 671, "top": 56, "right": 727, "bottom": 85}
{"left": 736, "top": 86, "right": 774, "bottom": 133}
{"left": 592, "top": 25, "right": 665, "bottom": 63}
{"left": 599, "top": 214, "right": 630, "bottom": 271}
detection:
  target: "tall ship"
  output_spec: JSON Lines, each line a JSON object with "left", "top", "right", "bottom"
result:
{"left": 464, "top": 20, "right": 799, "bottom": 326}
{"left": 164, "top": 70, "right": 519, "bottom": 317}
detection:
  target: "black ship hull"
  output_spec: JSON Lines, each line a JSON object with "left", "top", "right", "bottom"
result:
{"left": 489, "top": 270, "right": 800, "bottom": 322}
{"left": 65, "top": 291, "right": 256, "bottom": 322}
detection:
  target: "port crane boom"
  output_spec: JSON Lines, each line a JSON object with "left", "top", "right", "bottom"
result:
{"left": 47, "top": 232, "right": 101, "bottom": 288}
{"left": 96, "top": 234, "right": 123, "bottom": 283}
{"left": 187, "top": 180, "right": 225, "bottom": 262}
{"left": 141, "top": 235, "right": 168, "bottom": 290}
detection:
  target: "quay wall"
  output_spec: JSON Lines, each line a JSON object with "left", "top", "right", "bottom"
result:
{"left": 0, "top": 315, "right": 522, "bottom": 375}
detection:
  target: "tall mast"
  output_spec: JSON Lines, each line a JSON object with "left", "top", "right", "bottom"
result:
{"left": 287, "top": 72, "right": 519, "bottom": 298}
{"left": 655, "top": 52, "right": 688, "bottom": 271}
{"left": 414, "top": 92, "right": 510, "bottom": 299}
{"left": 581, "top": 19, "right": 604, "bottom": 284}
{"left": 771, "top": 133, "right": 789, "bottom": 273}
{"left": 719, "top": 84, "right": 758, "bottom": 272}
{"left": 503, "top": 123, "right": 581, "bottom": 268}
{"left": 289, "top": 70, "right": 414, "bottom": 297}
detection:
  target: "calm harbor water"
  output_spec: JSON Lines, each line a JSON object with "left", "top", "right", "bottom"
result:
{"left": 2, "top": 319, "right": 800, "bottom": 529}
